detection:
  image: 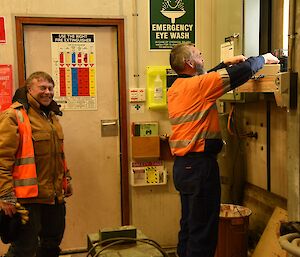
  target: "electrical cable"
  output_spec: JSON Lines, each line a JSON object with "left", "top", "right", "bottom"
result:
{"left": 229, "top": 135, "right": 243, "bottom": 204}
{"left": 227, "top": 104, "right": 245, "bottom": 137}
{"left": 86, "top": 237, "right": 169, "bottom": 257}
{"left": 88, "top": 238, "right": 168, "bottom": 257}
{"left": 227, "top": 104, "right": 256, "bottom": 139}
{"left": 227, "top": 104, "right": 236, "bottom": 136}
{"left": 226, "top": 103, "right": 250, "bottom": 203}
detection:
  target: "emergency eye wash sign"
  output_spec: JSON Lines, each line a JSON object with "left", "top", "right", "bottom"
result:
{"left": 150, "top": 0, "right": 195, "bottom": 50}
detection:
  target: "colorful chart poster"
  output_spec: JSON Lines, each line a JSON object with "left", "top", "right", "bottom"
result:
{"left": 149, "top": 0, "right": 195, "bottom": 50}
{"left": 0, "top": 65, "right": 13, "bottom": 112}
{"left": 51, "top": 33, "right": 97, "bottom": 110}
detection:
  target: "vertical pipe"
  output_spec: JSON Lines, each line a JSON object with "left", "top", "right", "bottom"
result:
{"left": 132, "top": 0, "right": 140, "bottom": 87}
{"left": 287, "top": 0, "right": 300, "bottom": 221}
{"left": 268, "top": 0, "right": 272, "bottom": 52}
{"left": 266, "top": 101, "right": 271, "bottom": 191}
{"left": 260, "top": 0, "right": 272, "bottom": 191}
{"left": 259, "top": 0, "right": 272, "bottom": 53}
{"left": 288, "top": 0, "right": 296, "bottom": 72}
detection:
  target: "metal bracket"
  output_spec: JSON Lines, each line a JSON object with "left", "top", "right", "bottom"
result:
{"left": 225, "top": 33, "right": 240, "bottom": 42}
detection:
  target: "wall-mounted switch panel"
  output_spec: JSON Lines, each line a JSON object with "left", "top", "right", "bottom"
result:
{"left": 129, "top": 88, "right": 146, "bottom": 102}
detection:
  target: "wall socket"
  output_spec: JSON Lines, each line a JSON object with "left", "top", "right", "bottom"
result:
{"left": 129, "top": 88, "right": 146, "bottom": 102}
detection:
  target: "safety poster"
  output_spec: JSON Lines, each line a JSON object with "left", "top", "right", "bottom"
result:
{"left": 51, "top": 33, "right": 97, "bottom": 110}
{"left": 0, "top": 64, "right": 13, "bottom": 112}
{"left": 149, "top": 0, "right": 195, "bottom": 50}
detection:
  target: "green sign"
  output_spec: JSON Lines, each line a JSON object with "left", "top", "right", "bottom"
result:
{"left": 150, "top": 0, "right": 195, "bottom": 50}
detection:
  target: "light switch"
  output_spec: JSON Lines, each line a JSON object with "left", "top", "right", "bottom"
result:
{"left": 129, "top": 88, "right": 146, "bottom": 102}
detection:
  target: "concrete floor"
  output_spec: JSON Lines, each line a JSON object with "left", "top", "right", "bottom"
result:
{"left": 59, "top": 249, "right": 177, "bottom": 257}
{"left": 59, "top": 252, "right": 87, "bottom": 257}
{"left": 59, "top": 254, "right": 87, "bottom": 257}
{"left": 0, "top": 253, "right": 177, "bottom": 257}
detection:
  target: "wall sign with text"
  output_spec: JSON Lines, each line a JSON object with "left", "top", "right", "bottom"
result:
{"left": 0, "top": 65, "right": 13, "bottom": 111}
{"left": 149, "top": 0, "right": 195, "bottom": 50}
{"left": 51, "top": 33, "right": 97, "bottom": 110}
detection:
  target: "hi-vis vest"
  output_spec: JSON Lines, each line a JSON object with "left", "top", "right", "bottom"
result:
{"left": 13, "top": 108, "right": 69, "bottom": 198}
{"left": 13, "top": 108, "right": 38, "bottom": 198}
{"left": 167, "top": 73, "right": 227, "bottom": 156}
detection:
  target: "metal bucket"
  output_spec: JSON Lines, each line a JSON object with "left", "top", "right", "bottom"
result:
{"left": 215, "top": 204, "right": 252, "bottom": 257}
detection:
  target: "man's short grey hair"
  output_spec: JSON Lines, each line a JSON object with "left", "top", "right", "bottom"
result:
{"left": 169, "top": 43, "right": 194, "bottom": 74}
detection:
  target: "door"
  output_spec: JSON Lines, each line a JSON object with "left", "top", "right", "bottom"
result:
{"left": 17, "top": 20, "right": 128, "bottom": 249}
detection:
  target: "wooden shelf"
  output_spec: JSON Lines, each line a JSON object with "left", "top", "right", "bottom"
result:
{"left": 236, "top": 64, "right": 281, "bottom": 93}
{"left": 235, "top": 64, "right": 293, "bottom": 108}
{"left": 131, "top": 136, "right": 160, "bottom": 159}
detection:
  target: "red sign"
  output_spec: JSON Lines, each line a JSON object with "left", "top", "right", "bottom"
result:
{"left": 0, "top": 17, "right": 6, "bottom": 44}
{"left": 0, "top": 65, "right": 13, "bottom": 111}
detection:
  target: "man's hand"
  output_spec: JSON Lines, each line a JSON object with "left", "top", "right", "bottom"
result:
{"left": 0, "top": 201, "right": 17, "bottom": 217}
{"left": 64, "top": 182, "right": 73, "bottom": 198}
{"left": 224, "top": 55, "right": 247, "bottom": 66}
{"left": 262, "top": 53, "right": 280, "bottom": 64}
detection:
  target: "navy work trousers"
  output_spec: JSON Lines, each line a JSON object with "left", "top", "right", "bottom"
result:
{"left": 5, "top": 201, "right": 66, "bottom": 257}
{"left": 173, "top": 153, "right": 221, "bottom": 257}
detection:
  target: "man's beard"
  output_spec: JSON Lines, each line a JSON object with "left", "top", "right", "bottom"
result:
{"left": 195, "top": 63, "right": 206, "bottom": 75}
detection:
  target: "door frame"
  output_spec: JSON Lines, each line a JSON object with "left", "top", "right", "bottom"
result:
{"left": 15, "top": 16, "right": 129, "bottom": 225}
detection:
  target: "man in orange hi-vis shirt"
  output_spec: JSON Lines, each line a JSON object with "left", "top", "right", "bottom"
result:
{"left": 167, "top": 43, "right": 279, "bottom": 257}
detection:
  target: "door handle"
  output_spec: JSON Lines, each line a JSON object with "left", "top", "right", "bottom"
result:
{"left": 101, "top": 119, "right": 118, "bottom": 137}
{"left": 102, "top": 121, "right": 117, "bottom": 126}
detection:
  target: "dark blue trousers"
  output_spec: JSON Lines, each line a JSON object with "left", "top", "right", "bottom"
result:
{"left": 173, "top": 153, "right": 221, "bottom": 257}
{"left": 6, "top": 201, "right": 66, "bottom": 257}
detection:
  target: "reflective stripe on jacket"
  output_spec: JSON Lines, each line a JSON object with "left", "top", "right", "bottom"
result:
{"left": 13, "top": 108, "right": 38, "bottom": 198}
{"left": 0, "top": 94, "right": 70, "bottom": 204}
{"left": 168, "top": 71, "right": 227, "bottom": 156}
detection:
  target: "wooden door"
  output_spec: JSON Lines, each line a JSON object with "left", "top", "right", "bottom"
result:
{"left": 14, "top": 17, "right": 129, "bottom": 250}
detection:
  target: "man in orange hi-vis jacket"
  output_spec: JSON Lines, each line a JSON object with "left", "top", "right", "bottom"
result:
{"left": 167, "top": 43, "right": 279, "bottom": 257}
{"left": 0, "top": 71, "right": 73, "bottom": 257}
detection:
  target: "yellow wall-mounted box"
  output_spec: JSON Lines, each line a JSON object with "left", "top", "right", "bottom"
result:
{"left": 146, "top": 66, "right": 170, "bottom": 110}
